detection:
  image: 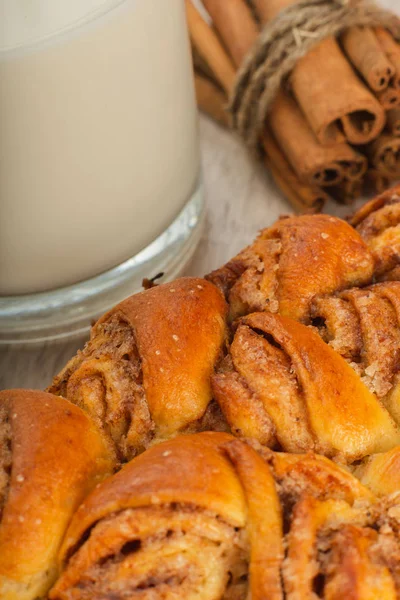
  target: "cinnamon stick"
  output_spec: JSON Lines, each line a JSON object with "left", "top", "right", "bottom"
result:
{"left": 266, "top": 159, "right": 324, "bottom": 214}
{"left": 201, "top": 0, "right": 366, "bottom": 187}
{"left": 341, "top": 152, "right": 368, "bottom": 181}
{"left": 188, "top": 0, "right": 390, "bottom": 212}
{"left": 263, "top": 132, "right": 328, "bottom": 213}
{"left": 194, "top": 72, "right": 230, "bottom": 128}
{"left": 192, "top": 43, "right": 219, "bottom": 85}
{"left": 201, "top": 0, "right": 259, "bottom": 69}
{"left": 185, "top": 0, "right": 236, "bottom": 95}
{"left": 341, "top": 27, "right": 395, "bottom": 92}
{"left": 365, "top": 168, "right": 392, "bottom": 194}
{"left": 375, "top": 27, "right": 400, "bottom": 89}
{"left": 192, "top": 57, "right": 326, "bottom": 211}
{"left": 198, "top": 0, "right": 259, "bottom": 68}
{"left": 188, "top": 4, "right": 326, "bottom": 213}
{"left": 377, "top": 85, "right": 400, "bottom": 109}
{"left": 252, "top": 0, "right": 386, "bottom": 146}
{"left": 269, "top": 91, "right": 367, "bottom": 187}
{"left": 366, "top": 134, "right": 400, "bottom": 178}
{"left": 326, "top": 178, "right": 364, "bottom": 205}
{"left": 293, "top": 38, "right": 386, "bottom": 145}
{"left": 387, "top": 108, "right": 400, "bottom": 136}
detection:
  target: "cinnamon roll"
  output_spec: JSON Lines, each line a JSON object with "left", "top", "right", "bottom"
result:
{"left": 206, "top": 214, "right": 374, "bottom": 323}
{"left": 47, "top": 277, "right": 228, "bottom": 461}
{"left": 263, "top": 450, "right": 375, "bottom": 504}
{"left": 211, "top": 312, "right": 400, "bottom": 461}
{"left": 50, "top": 432, "right": 284, "bottom": 600}
{"left": 311, "top": 282, "right": 400, "bottom": 423}
{"left": 282, "top": 495, "right": 398, "bottom": 599}
{"left": 349, "top": 184, "right": 400, "bottom": 276}
{"left": 50, "top": 432, "right": 400, "bottom": 599}
{"left": 0, "top": 389, "right": 114, "bottom": 600}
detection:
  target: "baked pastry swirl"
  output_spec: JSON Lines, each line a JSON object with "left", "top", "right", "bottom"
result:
{"left": 12, "top": 188, "right": 400, "bottom": 598}
{"left": 206, "top": 214, "right": 375, "bottom": 323}
{"left": 212, "top": 311, "right": 400, "bottom": 461}
{"left": 311, "top": 282, "right": 400, "bottom": 422}
{"left": 0, "top": 389, "right": 114, "bottom": 600}
{"left": 50, "top": 432, "right": 282, "bottom": 600}
{"left": 48, "top": 277, "right": 228, "bottom": 461}
{"left": 349, "top": 184, "right": 400, "bottom": 277}
{"left": 355, "top": 445, "right": 400, "bottom": 498}
{"left": 49, "top": 432, "right": 400, "bottom": 600}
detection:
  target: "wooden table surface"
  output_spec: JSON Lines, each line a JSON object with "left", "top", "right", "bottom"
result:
{"left": 0, "top": 82, "right": 392, "bottom": 390}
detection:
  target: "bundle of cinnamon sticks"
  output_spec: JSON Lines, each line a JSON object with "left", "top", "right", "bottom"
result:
{"left": 187, "top": 0, "right": 400, "bottom": 212}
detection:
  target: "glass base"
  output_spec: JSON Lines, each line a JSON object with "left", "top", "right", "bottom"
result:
{"left": 0, "top": 179, "right": 205, "bottom": 344}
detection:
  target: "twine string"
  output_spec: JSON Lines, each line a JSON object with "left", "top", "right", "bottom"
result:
{"left": 229, "top": 0, "right": 400, "bottom": 151}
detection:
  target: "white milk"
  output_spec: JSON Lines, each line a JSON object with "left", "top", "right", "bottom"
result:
{"left": 0, "top": 0, "right": 200, "bottom": 294}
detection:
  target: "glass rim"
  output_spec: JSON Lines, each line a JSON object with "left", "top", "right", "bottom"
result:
{"left": 0, "top": 178, "right": 204, "bottom": 345}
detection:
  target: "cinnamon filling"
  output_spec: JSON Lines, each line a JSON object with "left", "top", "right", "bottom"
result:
{"left": 206, "top": 236, "right": 282, "bottom": 320}
{"left": 282, "top": 493, "right": 400, "bottom": 599}
{"left": 311, "top": 285, "right": 400, "bottom": 399}
{"left": 50, "top": 488, "right": 400, "bottom": 600}
{"left": 353, "top": 198, "right": 400, "bottom": 275}
{"left": 50, "top": 506, "right": 248, "bottom": 600}
{"left": 213, "top": 322, "right": 313, "bottom": 454}
{"left": 195, "top": 400, "right": 230, "bottom": 435}
{"left": 48, "top": 314, "right": 154, "bottom": 461}
{"left": 355, "top": 199, "right": 400, "bottom": 241}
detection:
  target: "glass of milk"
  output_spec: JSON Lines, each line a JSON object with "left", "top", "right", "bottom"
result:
{"left": 0, "top": 0, "right": 203, "bottom": 342}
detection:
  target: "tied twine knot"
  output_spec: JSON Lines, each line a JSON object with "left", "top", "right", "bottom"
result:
{"left": 230, "top": 0, "right": 400, "bottom": 152}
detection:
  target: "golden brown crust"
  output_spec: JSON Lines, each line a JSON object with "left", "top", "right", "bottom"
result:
{"left": 349, "top": 185, "right": 400, "bottom": 276}
{"left": 324, "top": 525, "right": 397, "bottom": 599}
{"left": 311, "top": 282, "right": 400, "bottom": 424}
{"left": 50, "top": 433, "right": 259, "bottom": 600}
{"left": 349, "top": 185, "right": 400, "bottom": 228}
{"left": 212, "top": 312, "right": 400, "bottom": 461}
{"left": 314, "top": 284, "right": 400, "bottom": 396}
{"left": 277, "top": 469, "right": 400, "bottom": 599}
{"left": 283, "top": 496, "right": 398, "bottom": 600}
{"left": 206, "top": 214, "right": 374, "bottom": 323}
{"left": 52, "top": 507, "right": 248, "bottom": 600}
{"left": 212, "top": 356, "right": 277, "bottom": 447}
{"left": 0, "top": 389, "right": 114, "bottom": 600}
{"left": 47, "top": 277, "right": 228, "bottom": 460}
{"left": 14, "top": 207, "right": 400, "bottom": 597}
{"left": 50, "top": 433, "right": 400, "bottom": 600}
{"left": 224, "top": 440, "right": 284, "bottom": 600}
{"left": 355, "top": 446, "right": 400, "bottom": 497}
{"left": 264, "top": 451, "right": 375, "bottom": 505}
{"left": 57, "top": 432, "right": 247, "bottom": 560}
{"left": 283, "top": 496, "right": 360, "bottom": 599}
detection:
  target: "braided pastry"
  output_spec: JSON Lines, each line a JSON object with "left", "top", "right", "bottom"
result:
{"left": 49, "top": 432, "right": 400, "bottom": 600}
{"left": 45, "top": 203, "right": 400, "bottom": 467}
{"left": 206, "top": 214, "right": 374, "bottom": 323}
{"left": 0, "top": 389, "right": 114, "bottom": 600}
{"left": 47, "top": 277, "right": 228, "bottom": 461}
{"left": 350, "top": 184, "right": 400, "bottom": 277}
{"left": 16, "top": 187, "right": 400, "bottom": 597}
{"left": 50, "top": 432, "right": 281, "bottom": 600}
{"left": 311, "top": 282, "right": 400, "bottom": 416}
{"left": 212, "top": 311, "right": 400, "bottom": 461}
